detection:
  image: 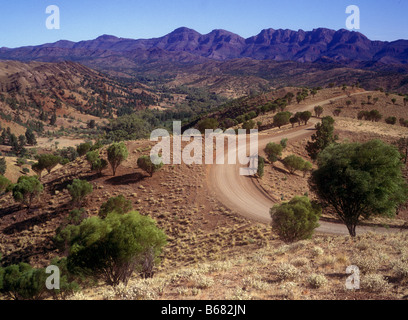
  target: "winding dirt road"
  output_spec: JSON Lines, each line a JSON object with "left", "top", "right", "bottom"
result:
{"left": 207, "top": 92, "right": 399, "bottom": 236}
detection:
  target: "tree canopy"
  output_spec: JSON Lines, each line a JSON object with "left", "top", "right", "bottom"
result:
{"left": 310, "top": 140, "right": 408, "bottom": 236}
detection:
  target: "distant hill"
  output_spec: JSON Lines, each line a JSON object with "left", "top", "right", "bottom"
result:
{"left": 1, "top": 27, "right": 408, "bottom": 99}
{"left": 1, "top": 27, "right": 408, "bottom": 67}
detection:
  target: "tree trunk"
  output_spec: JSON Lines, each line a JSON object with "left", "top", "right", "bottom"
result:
{"left": 347, "top": 224, "right": 357, "bottom": 237}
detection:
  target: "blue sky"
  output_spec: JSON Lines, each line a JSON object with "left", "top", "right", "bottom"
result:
{"left": 1, "top": 0, "right": 408, "bottom": 48}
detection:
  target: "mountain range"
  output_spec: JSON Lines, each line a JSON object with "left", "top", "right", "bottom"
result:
{"left": 1, "top": 27, "right": 408, "bottom": 67}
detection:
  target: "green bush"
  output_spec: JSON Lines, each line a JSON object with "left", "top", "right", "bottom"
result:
{"left": 67, "top": 179, "right": 93, "bottom": 207}
{"left": 137, "top": 155, "right": 163, "bottom": 177}
{"left": 282, "top": 155, "right": 306, "bottom": 174}
{"left": 1, "top": 263, "right": 47, "bottom": 300}
{"left": 64, "top": 211, "right": 167, "bottom": 285}
{"left": 76, "top": 142, "right": 93, "bottom": 157}
{"left": 270, "top": 196, "right": 321, "bottom": 243}
{"left": 99, "top": 195, "right": 132, "bottom": 219}
{"left": 86, "top": 151, "right": 108, "bottom": 176}
{"left": 257, "top": 156, "right": 265, "bottom": 179}
{"left": 0, "top": 175, "right": 12, "bottom": 195}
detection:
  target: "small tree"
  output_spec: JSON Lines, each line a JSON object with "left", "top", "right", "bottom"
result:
{"left": 257, "top": 156, "right": 265, "bottom": 179}
{"left": 265, "top": 143, "right": 283, "bottom": 166}
{"left": 137, "top": 155, "right": 163, "bottom": 177}
{"left": 99, "top": 195, "right": 133, "bottom": 219}
{"left": 86, "top": 151, "right": 108, "bottom": 176}
{"left": 37, "top": 154, "right": 61, "bottom": 174}
{"left": 306, "top": 116, "right": 337, "bottom": 161}
{"left": 197, "top": 118, "right": 219, "bottom": 134}
{"left": 314, "top": 106, "right": 324, "bottom": 118}
{"left": 391, "top": 98, "right": 397, "bottom": 105}
{"left": 300, "top": 111, "right": 312, "bottom": 125}
{"left": 65, "top": 212, "right": 167, "bottom": 286}
{"left": 25, "top": 129, "right": 37, "bottom": 146}
{"left": 301, "top": 161, "right": 313, "bottom": 178}
{"left": 270, "top": 196, "right": 321, "bottom": 243}
{"left": 242, "top": 120, "right": 256, "bottom": 133}
{"left": 310, "top": 140, "right": 408, "bottom": 237}
{"left": 67, "top": 179, "right": 93, "bottom": 207}
{"left": 31, "top": 162, "right": 44, "bottom": 180}
{"left": 0, "top": 157, "right": 6, "bottom": 175}
{"left": 107, "top": 142, "right": 128, "bottom": 176}
{"left": 273, "top": 112, "right": 292, "bottom": 129}
{"left": 12, "top": 176, "right": 43, "bottom": 209}
{"left": 0, "top": 175, "right": 12, "bottom": 195}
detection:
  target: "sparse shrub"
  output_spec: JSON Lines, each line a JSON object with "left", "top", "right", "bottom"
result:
{"left": 361, "top": 274, "right": 391, "bottom": 293}
{"left": 193, "top": 275, "right": 214, "bottom": 289}
{"left": 270, "top": 196, "right": 321, "bottom": 243}
{"left": 307, "top": 274, "right": 328, "bottom": 289}
{"left": 392, "top": 261, "right": 408, "bottom": 281}
{"left": 311, "top": 246, "right": 324, "bottom": 257}
{"left": 276, "top": 263, "right": 301, "bottom": 281}
{"left": 385, "top": 117, "right": 397, "bottom": 125}
{"left": 67, "top": 179, "right": 93, "bottom": 207}
{"left": 351, "top": 253, "right": 381, "bottom": 274}
{"left": 290, "top": 257, "right": 309, "bottom": 267}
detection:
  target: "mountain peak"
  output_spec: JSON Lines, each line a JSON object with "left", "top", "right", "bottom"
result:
{"left": 96, "top": 34, "right": 120, "bottom": 41}
{"left": 170, "top": 27, "right": 200, "bottom": 35}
